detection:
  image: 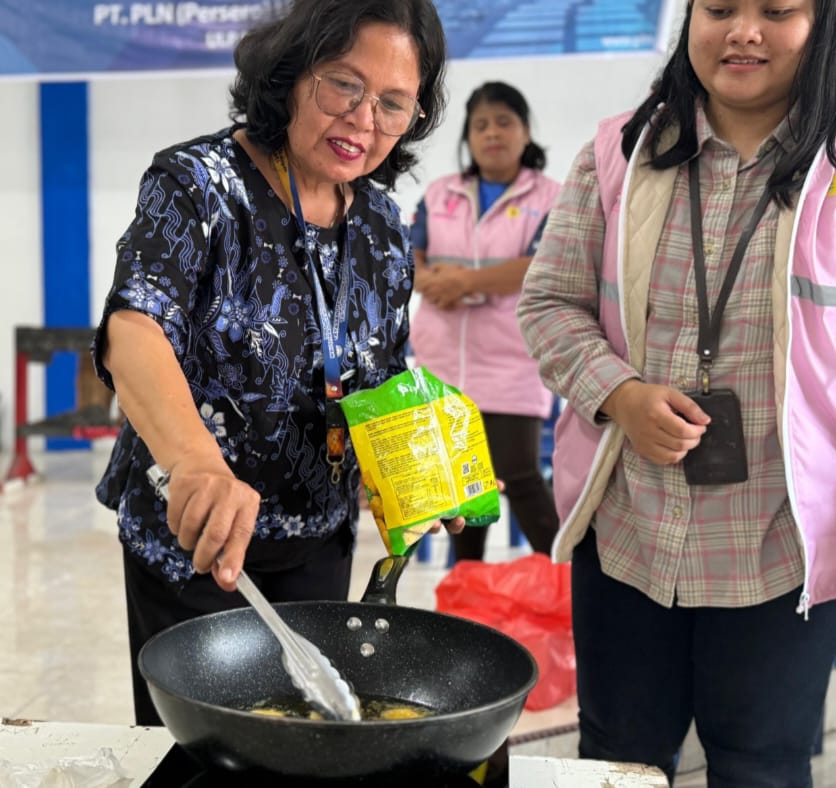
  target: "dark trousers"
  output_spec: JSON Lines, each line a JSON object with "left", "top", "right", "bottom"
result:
{"left": 571, "top": 528, "right": 836, "bottom": 787}
{"left": 123, "top": 528, "right": 353, "bottom": 726}
{"left": 451, "top": 412, "right": 559, "bottom": 561}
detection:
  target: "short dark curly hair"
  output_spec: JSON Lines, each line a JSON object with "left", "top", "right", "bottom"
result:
{"left": 229, "top": 0, "right": 447, "bottom": 191}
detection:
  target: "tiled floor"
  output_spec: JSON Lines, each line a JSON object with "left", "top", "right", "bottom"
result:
{"left": 1, "top": 448, "right": 833, "bottom": 786}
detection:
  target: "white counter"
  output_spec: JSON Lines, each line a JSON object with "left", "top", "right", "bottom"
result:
{"left": 510, "top": 755, "right": 668, "bottom": 787}
{"left": 0, "top": 720, "right": 173, "bottom": 787}
{"left": 0, "top": 719, "right": 668, "bottom": 788}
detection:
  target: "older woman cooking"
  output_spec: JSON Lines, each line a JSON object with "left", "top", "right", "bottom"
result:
{"left": 91, "top": 0, "right": 453, "bottom": 726}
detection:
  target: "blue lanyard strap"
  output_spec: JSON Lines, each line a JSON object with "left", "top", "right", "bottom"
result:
{"left": 273, "top": 150, "right": 351, "bottom": 483}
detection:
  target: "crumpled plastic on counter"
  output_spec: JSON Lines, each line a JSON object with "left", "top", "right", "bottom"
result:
{"left": 0, "top": 747, "right": 130, "bottom": 788}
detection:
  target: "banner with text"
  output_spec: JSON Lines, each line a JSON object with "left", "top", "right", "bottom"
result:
{"left": 0, "top": 0, "right": 665, "bottom": 79}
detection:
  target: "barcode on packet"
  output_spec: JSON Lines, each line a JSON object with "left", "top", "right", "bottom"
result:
{"left": 464, "top": 481, "right": 483, "bottom": 498}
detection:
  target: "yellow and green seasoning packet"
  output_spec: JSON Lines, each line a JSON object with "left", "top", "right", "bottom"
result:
{"left": 340, "top": 367, "right": 500, "bottom": 556}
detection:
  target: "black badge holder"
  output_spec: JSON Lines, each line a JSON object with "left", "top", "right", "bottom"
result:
{"left": 682, "top": 388, "right": 748, "bottom": 485}
{"left": 681, "top": 158, "right": 772, "bottom": 485}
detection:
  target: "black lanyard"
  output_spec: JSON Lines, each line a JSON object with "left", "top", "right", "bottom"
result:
{"left": 273, "top": 150, "right": 351, "bottom": 483}
{"left": 688, "top": 157, "right": 773, "bottom": 393}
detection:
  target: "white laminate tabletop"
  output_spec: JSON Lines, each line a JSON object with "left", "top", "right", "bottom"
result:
{"left": 0, "top": 719, "right": 174, "bottom": 787}
{"left": 510, "top": 755, "right": 669, "bottom": 787}
{"left": 1, "top": 720, "right": 670, "bottom": 788}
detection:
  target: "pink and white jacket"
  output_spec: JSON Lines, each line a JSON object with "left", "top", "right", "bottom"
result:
{"left": 410, "top": 168, "right": 560, "bottom": 418}
{"left": 544, "top": 112, "right": 836, "bottom": 613}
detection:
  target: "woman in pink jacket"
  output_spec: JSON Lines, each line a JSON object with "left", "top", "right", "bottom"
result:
{"left": 409, "top": 81, "right": 561, "bottom": 561}
{"left": 519, "top": 1, "right": 836, "bottom": 785}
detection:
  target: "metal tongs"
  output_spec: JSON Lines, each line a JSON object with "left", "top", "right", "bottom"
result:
{"left": 146, "top": 464, "right": 361, "bottom": 722}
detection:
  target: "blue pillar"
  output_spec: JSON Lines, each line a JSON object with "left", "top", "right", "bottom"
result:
{"left": 39, "top": 82, "right": 91, "bottom": 450}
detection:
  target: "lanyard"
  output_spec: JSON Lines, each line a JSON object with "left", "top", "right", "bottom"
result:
{"left": 688, "top": 157, "right": 773, "bottom": 393}
{"left": 273, "top": 150, "right": 351, "bottom": 483}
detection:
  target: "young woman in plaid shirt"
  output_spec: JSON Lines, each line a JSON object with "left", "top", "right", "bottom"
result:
{"left": 519, "top": 1, "right": 836, "bottom": 785}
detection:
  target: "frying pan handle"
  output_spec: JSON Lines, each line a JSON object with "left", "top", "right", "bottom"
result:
{"left": 361, "top": 555, "right": 410, "bottom": 605}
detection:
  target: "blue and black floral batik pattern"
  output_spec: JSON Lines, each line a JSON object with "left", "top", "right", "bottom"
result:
{"left": 92, "top": 127, "right": 412, "bottom": 585}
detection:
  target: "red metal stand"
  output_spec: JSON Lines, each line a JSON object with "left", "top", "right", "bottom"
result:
{"left": 5, "top": 349, "right": 37, "bottom": 484}
{"left": 2, "top": 327, "right": 118, "bottom": 488}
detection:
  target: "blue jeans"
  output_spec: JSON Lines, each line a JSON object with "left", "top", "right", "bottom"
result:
{"left": 572, "top": 528, "right": 836, "bottom": 787}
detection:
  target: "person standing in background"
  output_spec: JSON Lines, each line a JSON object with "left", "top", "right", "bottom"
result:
{"left": 518, "top": 1, "right": 836, "bottom": 784}
{"left": 91, "top": 0, "right": 459, "bottom": 726}
{"left": 409, "top": 81, "right": 561, "bottom": 562}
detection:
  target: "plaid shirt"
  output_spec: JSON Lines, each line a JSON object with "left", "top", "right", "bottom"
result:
{"left": 538, "top": 108, "right": 804, "bottom": 608}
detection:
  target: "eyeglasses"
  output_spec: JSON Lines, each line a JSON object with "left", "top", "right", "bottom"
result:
{"left": 310, "top": 71, "right": 425, "bottom": 137}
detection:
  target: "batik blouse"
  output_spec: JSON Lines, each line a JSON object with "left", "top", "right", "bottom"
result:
{"left": 93, "top": 127, "right": 412, "bottom": 586}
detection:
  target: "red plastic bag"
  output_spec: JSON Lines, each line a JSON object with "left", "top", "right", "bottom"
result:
{"left": 435, "top": 553, "right": 575, "bottom": 710}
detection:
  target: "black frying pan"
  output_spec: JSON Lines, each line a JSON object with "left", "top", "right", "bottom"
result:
{"left": 139, "top": 557, "right": 537, "bottom": 782}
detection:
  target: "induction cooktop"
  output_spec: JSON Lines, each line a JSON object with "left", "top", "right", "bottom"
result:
{"left": 140, "top": 744, "right": 485, "bottom": 788}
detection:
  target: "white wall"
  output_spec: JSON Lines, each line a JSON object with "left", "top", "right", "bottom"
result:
{"left": 0, "top": 81, "right": 42, "bottom": 453}
{"left": 0, "top": 50, "right": 666, "bottom": 453}
{"left": 88, "top": 74, "right": 233, "bottom": 318}
{"left": 396, "top": 52, "right": 663, "bottom": 220}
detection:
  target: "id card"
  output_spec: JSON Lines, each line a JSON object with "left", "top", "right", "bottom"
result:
{"left": 682, "top": 389, "right": 748, "bottom": 485}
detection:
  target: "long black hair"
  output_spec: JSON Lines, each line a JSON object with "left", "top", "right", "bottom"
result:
{"left": 458, "top": 81, "right": 547, "bottom": 177}
{"left": 229, "top": 0, "right": 447, "bottom": 190}
{"left": 621, "top": 0, "right": 836, "bottom": 207}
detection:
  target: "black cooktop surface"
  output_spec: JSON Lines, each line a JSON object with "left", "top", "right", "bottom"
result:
{"left": 141, "top": 745, "right": 484, "bottom": 788}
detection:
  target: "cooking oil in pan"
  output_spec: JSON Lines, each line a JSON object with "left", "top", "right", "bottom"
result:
{"left": 246, "top": 695, "right": 434, "bottom": 721}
